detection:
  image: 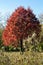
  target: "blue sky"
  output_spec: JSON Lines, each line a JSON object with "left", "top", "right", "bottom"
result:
{"left": 0, "top": 0, "right": 43, "bottom": 20}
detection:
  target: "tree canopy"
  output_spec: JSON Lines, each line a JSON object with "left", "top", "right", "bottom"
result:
{"left": 2, "top": 7, "right": 41, "bottom": 47}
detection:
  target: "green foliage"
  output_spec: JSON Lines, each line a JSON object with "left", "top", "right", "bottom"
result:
{"left": 0, "top": 29, "right": 3, "bottom": 49}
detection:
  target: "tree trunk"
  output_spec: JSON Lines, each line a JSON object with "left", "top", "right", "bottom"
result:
{"left": 20, "top": 39, "right": 23, "bottom": 52}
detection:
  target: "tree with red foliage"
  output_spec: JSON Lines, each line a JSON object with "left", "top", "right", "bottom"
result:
{"left": 2, "top": 7, "right": 41, "bottom": 51}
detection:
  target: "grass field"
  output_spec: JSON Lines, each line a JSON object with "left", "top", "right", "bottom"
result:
{"left": 0, "top": 51, "right": 43, "bottom": 65}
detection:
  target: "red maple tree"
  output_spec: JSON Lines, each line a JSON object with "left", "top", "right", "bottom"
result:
{"left": 2, "top": 7, "right": 41, "bottom": 51}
